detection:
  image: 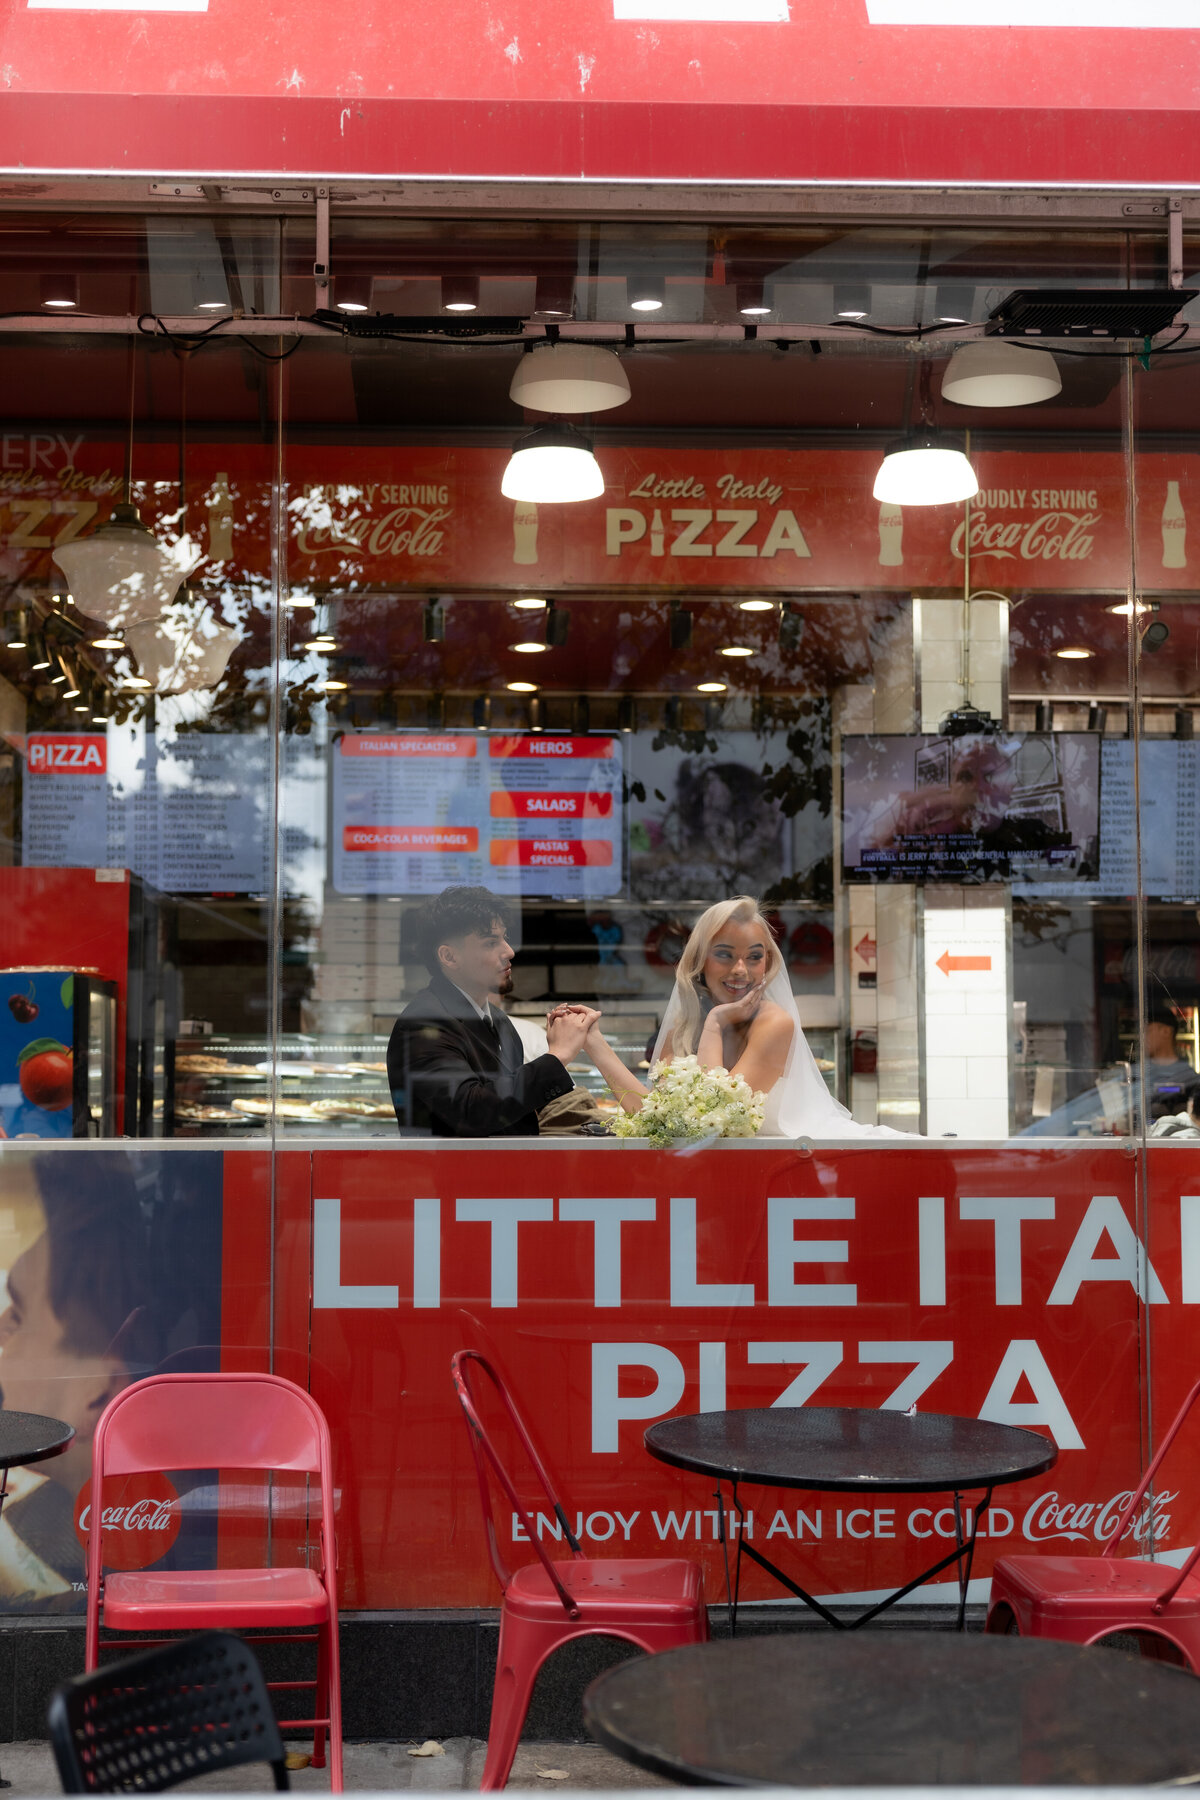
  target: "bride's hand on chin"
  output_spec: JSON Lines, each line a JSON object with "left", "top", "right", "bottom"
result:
{"left": 707, "top": 981, "right": 766, "bottom": 1028}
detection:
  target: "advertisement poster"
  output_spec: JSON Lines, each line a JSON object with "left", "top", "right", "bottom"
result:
{"left": 0, "top": 1148, "right": 222, "bottom": 1613}
{"left": 331, "top": 732, "right": 623, "bottom": 899}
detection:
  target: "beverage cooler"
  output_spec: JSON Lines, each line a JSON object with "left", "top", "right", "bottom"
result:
{"left": 0, "top": 969, "right": 118, "bottom": 1138}
{"left": 0, "top": 868, "right": 172, "bottom": 1137}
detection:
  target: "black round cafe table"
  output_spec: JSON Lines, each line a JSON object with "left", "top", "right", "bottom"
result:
{"left": 644, "top": 1408, "right": 1058, "bottom": 1630}
{"left": 0, "top": 1409, "right": 74, "bottom": 1473}
{"left": 584, "top": 1633, "right": 1200, "bottom": 1787}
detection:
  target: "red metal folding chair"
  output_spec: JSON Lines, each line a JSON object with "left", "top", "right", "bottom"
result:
{"left": 451, "top": 1349, "right": 708, "bottom": 1791}
{"left": 986, "top": 1374, "right": 1200, "bottom": 1669}
{"left": 84, "top": 1372, "right": 343, "bottom": 1790}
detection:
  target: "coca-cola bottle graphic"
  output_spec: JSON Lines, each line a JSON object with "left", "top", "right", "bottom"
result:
{"left": 649, "top": 509, "right": 665, "bottom": 557}
{"left": 878, "top": 500, "right": 904, "bottom": 567}
{"left": 512, "top": 501, "right": 539, "bottom": 565}
{"left": 208, "top": 472, "right": 234, "bottom": 561}
{"left": 1162, "top": 480, "right": 1187, "bottom": 569}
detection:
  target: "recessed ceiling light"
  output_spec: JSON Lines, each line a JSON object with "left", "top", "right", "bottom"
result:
{"left": 304, "top": 638, "right": 338, "bottom": 653}
{"left": 40, "top": 272, "right": 79, "bottom": 310}
{"left": 72, "top": 701, "right": 89, "bottom": 712}
{"left": 627, "top": 274, "right": 666, "bottom": 313}
{"left": 738, "top": 598, "right": 775, "bottom": 613}
{"left": 1107, "top": 600, "right": 1156, "bottom": 617}
{"left": 335, "top": 275, "right": 372, "bottom": 314}
{"left": 719, "top": 645, "right": 754, "bottom": 658}
{"left": 1055, "top": 647, "right": 1094, "bottom": 659}
{"left": 123, "top": 676, "right": 153, "bottom": 690}
{"left": 833, "top": 282, "right": 871, "bottom": 321}
{"left": 284, "top": 592, "right": 316, "bottom": 609}
{"left": 320, "top": 679, "right": 349, "bottom": 692}
{"left": 441, "top": 274, "right": 479, "bottom": 313}
{"left": 511, "top": 641, "right": 549, "bottom": 654}
{"left": 512, "top": 596, "right": 547, "bottom": 610}
{"left": 506, "top": 680, "right": 538, "bottom": 693}
{"left": 736, "top": 280, "right": 771, "bottom": 317}
{"left": 91, "top": 634, "right": 126, "bottom": 650}
{"left": 697, "top": 681, "right": 728, "bottom": 694}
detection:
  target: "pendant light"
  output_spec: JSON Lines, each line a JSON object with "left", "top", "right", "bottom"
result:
{"left": 52, "top": 348, "right": 192, "bottom": 627}
{"left": 509, "top": 344, "right": 630, "bottom": 414}
{"left": 942, "top": 340, "right": 1061, "bottom": 409}
{"left": 501, "top": 425, "right": 604, "bottom": 504}
{"left": 873, "top": 362, "right": 977, "bottom": 507}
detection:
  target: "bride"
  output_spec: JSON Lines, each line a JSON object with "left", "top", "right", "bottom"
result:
{"left": 564, "top": 895, "right": 903, "bottom": 1139}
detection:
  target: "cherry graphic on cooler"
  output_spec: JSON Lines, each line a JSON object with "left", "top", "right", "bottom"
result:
{"left": 7, "top": 982, "right": 38, "bottom": 1024}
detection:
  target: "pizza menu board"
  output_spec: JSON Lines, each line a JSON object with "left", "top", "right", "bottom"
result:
{"left": 331, "top": 732, "right": 623, "bottom": 897}
{"left": 21, "top": 730, "right": 273, "bottom": 894}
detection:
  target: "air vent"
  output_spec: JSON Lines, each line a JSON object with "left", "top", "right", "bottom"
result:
{"left": 987, "top": 289, "right": 1196, "bottom": 340}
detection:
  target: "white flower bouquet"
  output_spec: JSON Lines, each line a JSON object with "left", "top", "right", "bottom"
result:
{"left": 610, "top": 1054, "right": 765, "bottom": 1146}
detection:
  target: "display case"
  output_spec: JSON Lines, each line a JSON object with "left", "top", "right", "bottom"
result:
{"left": 171, "top": 1035, "right": 395, "bottom": 1135}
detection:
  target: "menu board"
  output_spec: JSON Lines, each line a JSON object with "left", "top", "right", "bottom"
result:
{"left": 22, "top": 728, "right": 273, "bottom": 894}
{"left": 331, "top": 731, "right": 623, "bottom": 898}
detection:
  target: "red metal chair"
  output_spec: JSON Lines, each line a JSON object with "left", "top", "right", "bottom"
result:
{"left": 986, "top": 1375, "right": 1200, "bottom": 1670}
{"left": 84, "top": 1372, "right": 343, "bottom": 1790}
{"left": 451, "top": 1349, "right": 708, "bottom": 1791}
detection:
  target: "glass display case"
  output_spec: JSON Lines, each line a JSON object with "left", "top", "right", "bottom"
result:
{"left": 171, "top": 1035, "right": 394, "bottom": 1135}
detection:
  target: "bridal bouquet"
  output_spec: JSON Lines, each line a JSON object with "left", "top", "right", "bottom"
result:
{"left": 611, "top": 1054, "right": 764, "bottom": 1146}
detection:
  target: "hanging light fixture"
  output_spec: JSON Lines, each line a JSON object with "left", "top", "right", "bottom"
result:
{"left": 627, "top": 274, "right": 665, "bottom": 313}
{"left": 941, "top": 340, "right": 1061, "bottom": 408}
{"left": 509, "top": 344, "right": 630, "bottom": 414}
{"left": 441, "top": 275, "right": 479, "bottom": 313}
{"left": 29, "top": 632, "right": 52, "bottom": 673}
{"left": 4, "top": 605, "right": 27, "bottom": 650}
{"left": 501, "top": 425, "right": 604, "bottom": 504}
{"left": 125, "top": 602, "right": 239, "bottom": 694}
{"left": 873, "top": 363, "right": 977, "bottom": 507}
{"left": 53, "top": 351, "right": 192, "bottom": 627}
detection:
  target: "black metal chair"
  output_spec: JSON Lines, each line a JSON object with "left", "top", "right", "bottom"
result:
{"left": 48, "top": 1630, "right": 289, "bottom": 1794}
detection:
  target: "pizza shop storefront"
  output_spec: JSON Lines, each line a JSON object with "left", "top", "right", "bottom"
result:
{"left": 0, "top": 0, "right": 1199, "bottom": 1730}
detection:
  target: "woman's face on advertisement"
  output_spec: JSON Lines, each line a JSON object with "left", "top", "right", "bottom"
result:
{"left": 702, "top": 919, "right": 770, "bottom": 1004}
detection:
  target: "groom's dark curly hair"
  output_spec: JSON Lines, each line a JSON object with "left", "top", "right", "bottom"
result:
{"left": 422, "top": 886, "right": 513, "bottom": 972}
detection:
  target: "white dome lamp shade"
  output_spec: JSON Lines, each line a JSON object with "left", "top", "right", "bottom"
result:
{"left": 942, "top": 340, "right": 1062, "bottom": 408}
{"left": 126, "top": 603, "right": 240, "bottom": 694}
{"left": 873, "top": 432, "right": 979, "bottom": 507}
{"left": 509, "top": 343, "right": 631, "bottom": 414}
{"left": 501, "top": 424, "right": 604, "bottom": 504}
{"left": 53, "top": 503, "right": 192, "bottom": 628}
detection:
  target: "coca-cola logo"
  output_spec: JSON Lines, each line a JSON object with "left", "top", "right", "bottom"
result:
{"left": 294, "top": 484, "right": 452, "bottom": 560}
{"left": 951, "top": 509, "right": 1099, "bottom": 564}
{"left": 74, "top": 1472, "right": 182, "bottom": 1571}
{"left": 1021, "top": 1488, "right": 1178, "bottom": 1546}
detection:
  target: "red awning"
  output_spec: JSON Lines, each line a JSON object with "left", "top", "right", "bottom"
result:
{"left": 5, "top": 0, "right": 1200, "bottom": 187}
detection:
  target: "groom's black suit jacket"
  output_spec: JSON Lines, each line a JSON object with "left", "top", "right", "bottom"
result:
{"left": 387, "top": 969, "right": 573, "bottom": 1136}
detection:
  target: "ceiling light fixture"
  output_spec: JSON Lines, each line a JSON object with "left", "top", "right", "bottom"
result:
{"left": 423, "top": 598, "right": 445, "bottom": 642}
{"left": 320, "top": 678, "right": 349, "bottom": 692}
{"left": 5, "top": 606, "right": 27, "bottom": 650}
{"left": 528, "top": 695, "right": 544, "bottom": 732}
{"left": 934, "top": 284, "right": 974, "bottom": 325}
{"left": 697, "top": 680, "right": 727, "bottom": 694}
{"left": 873, "top": 432, "right": 978, "bottom": 507}
{"left": 194, "top": 266, "right": 230, "bottom": 312}
{"left": 441, "top": 274, "right": 479, "bottom": 314}
{"left": 833, "top": 283, "right": 871, "bottom": 321}
{"left": 512, "top": 595, "right": 547, "bottom": 610}
{"left": 501, "top": 424, "right": 604, "bottom": 504}
{"left": 627, "top": 274, "right": 666, "bottom": 313}
{"left": 91, "top": 631, "right": 126, "bottom": 650}
{"left": 669, "top": 601, "right": 693, "bottom": 651}
{"left": 617, "top": 695, "right": 637, "bottom": 733}
{"left": 122, "top": 675, "right": 154, "bottom": 690}
{"left": 1107, "top": 599, "right": 1157, "bottom": 617}
{"left": 304, "top": 636, "right": 338, "bottom": 654}
{"left": 533, "top": 274, "right": 575, "bottom": 319}
{"left": 509, "top": 343, "right": 631, "bottom": 414}
{"left": 40, "top": 271, "right": 79, "bottom": 310}
{"left": 335, "top": 274, "right": 373, "bottom": 314}
{"left": 719, "top": 645, "right": 754, "bottom": 658}
{"left": 284, "top": 591, "right": 317, "bottom": 609}
{"left": 29, "top": 635, "right": 52, "bottom": 672}
{"left": 1055, "top": 647, "right": 1094, "bottom": 660}
{"left": 737, "top": 280, "right": 772, "bottom": 318}
{"left": 942, "top": 340, "right": 1061, "bottom": 408}
{"left": 738, "top": 598, "right": 775, "bottom": 613}
{"left": 506, "top": 679, "right": 538, "bottom": 693}
{"left": 473, "top": 694, "right": 492, "bottom": 731}
{"left": 510, "top": 640, "right": 549, "bottom": 654}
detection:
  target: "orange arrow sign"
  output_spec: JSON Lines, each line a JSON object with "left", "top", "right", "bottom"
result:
{"left": 936, "top": 950, "right": 992, "bottom": 976}
{"left": 854, "top": 933, "right": 877, "bottom": 964}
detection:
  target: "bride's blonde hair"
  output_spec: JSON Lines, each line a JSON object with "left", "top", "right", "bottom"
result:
{"left": 667, "top": 895, "right": 785, "bottom": 1058}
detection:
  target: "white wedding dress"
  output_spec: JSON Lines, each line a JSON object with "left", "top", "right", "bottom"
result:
{"left": 652, "top": 967, "right": 907, "bottom": 1140}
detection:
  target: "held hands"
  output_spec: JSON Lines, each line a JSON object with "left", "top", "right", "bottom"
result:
{"left": 546, "top": 1003, "right": 603, "bottom": 1065}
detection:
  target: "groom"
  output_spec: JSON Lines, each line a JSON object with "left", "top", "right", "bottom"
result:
{"left": 388, "top": 886, "right": 597, "bottom": 1136}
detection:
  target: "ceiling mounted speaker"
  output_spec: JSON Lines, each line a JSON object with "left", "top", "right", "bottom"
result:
{"left": 942, "top": 341, "right": 1062, "bottom": 408}
{"left": 509, "top": 344, "right": 631, "bottom": 414}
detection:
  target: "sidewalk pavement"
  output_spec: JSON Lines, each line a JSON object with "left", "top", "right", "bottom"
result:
{"left": 0, "top": 1738, "right": 672, "bottom": 1792}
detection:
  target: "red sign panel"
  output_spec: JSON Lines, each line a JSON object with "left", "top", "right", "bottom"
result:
{"left": 219, "top": 1143, "right": 1200, "bottom": 1612}
{"left": 5, "top": 0, "right": 1200, "bottom": 184}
